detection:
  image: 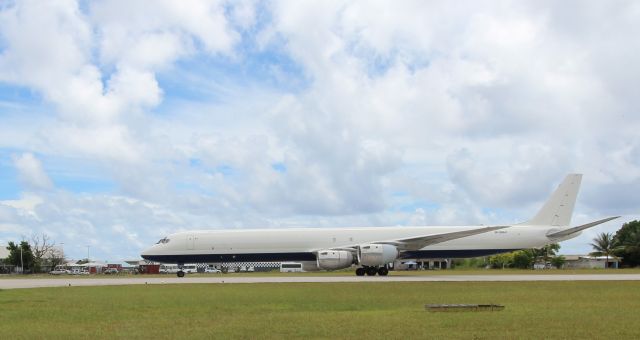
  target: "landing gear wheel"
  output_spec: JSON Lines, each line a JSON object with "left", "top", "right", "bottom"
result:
{"left": 366, "top": 267, "right": 378, "bottom": 276}
{"left": 177, "top": 270, "right": 185, "bottom": 278}
{"left": 355, "top": 268, "right": 366, "bottom": 276}
{"left": 377, "top": 267, "right": 389, "bottom": 276}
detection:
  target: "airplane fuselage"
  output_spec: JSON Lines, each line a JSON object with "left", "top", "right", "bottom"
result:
{"left": 141, "top": 224, "right": 567, "bottom": 264}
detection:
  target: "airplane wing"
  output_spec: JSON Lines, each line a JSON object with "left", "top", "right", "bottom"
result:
{"left": 546, "top": 216, "right": 620, "bottom": 239}
{"left": 324, "top": 226, "right": 509, "bottom": 253}
{"left": 373, "top": 226, "right": 509, "bottom": 250}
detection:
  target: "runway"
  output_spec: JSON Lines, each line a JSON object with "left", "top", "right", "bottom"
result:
{"left": 2, "top": 273, "right": 640, "bottom": 289}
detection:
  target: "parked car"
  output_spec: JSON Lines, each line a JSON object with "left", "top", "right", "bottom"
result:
{"left": 49, "top": 269, "right": 70, "bottom": 275}
{"left": 204, "top": 267, "right": 221, "bottom": 273}
{"left": 103, "top": 268, "right": 119, "bottom": 274}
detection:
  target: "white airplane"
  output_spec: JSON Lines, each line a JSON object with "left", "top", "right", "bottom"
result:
{"left": 141, "top": 174, "right": 618, "bottom": 277}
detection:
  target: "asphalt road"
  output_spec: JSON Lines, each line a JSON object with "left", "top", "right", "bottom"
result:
{"left": 2, "top": 274, "right": 640, "bottom": 290}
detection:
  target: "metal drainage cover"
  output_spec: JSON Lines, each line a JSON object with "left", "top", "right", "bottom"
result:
{"left": 425, "top": 304, "right": 505, "bottom": 312}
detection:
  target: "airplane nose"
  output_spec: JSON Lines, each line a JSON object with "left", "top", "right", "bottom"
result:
{"left": 140, "top": 245, "right": 155, "bottom": 260}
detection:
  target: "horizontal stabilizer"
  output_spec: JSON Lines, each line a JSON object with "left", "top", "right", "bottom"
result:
{"left": 546, "top": 216, "right": 620, "bottom": 239}
{"left": 376, "top": 226, "right": 508, "bottom": 250}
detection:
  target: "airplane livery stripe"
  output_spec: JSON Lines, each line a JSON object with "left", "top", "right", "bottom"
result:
{"left": 141, "top": 249, "right": 520, "bottom": 264}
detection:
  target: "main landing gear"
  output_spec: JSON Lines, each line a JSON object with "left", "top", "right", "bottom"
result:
{"left": 355, "top": 266, "right": 389, "bottom": 276}
{"left": 177, "top": 263, "right": 185, "bottom": 277}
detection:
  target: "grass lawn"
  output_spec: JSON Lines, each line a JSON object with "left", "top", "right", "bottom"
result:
{"left": 1, "top": 281, "right": 639, "bottom": 339}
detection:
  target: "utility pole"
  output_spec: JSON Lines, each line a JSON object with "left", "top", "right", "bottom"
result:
{"left": 87, "top": 245, "right": 90, "bottom": 262}
{"left": 20, "top": 244, "right": 24, "bottom": 274}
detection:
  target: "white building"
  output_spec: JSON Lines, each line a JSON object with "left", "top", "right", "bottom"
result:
{"left": 563, "top": 255, "right": 621, "bottom": 269}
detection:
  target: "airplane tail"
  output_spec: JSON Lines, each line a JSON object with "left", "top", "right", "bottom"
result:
{"left": 521, "top": 174, "right": 582, "bottom": 226}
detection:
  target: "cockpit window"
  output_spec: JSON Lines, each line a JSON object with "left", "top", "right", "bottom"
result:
{"left": 156, "top": 237, "right": 170, "bottom": 244}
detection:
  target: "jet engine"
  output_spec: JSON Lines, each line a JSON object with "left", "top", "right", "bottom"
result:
{"left": 316, "top": 250, "right": 354, "bottom": 270}
{"left": 358, "top": 244, "right": 400, "bottom": 266}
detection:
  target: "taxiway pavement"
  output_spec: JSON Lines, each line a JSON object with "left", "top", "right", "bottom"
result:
{"left": 2, "top": 274, "right": 640, "bottom": 290}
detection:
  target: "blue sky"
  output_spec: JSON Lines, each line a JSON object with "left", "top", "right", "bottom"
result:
{"left": 1, "top": 0, "right": 639, "bottom": 261}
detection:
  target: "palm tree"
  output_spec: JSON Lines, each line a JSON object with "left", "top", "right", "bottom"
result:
{"left": 590, "top": 232, "right": 618, "bottom": 268}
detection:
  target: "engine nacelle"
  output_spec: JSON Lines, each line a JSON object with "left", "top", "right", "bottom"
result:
{"left": 358, "top": 244, "right": 399, "bottom": 266}
{"left": 317, "top": 250, "right": 354, "bottom": 270}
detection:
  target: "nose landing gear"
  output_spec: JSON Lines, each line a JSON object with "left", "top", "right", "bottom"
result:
{"left": 177, "top": 263, "right": 185, "bottom": 277}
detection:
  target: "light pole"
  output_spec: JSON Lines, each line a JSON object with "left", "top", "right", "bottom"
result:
{"left": 86, "top": 245, "right": 90, "bottom": 263}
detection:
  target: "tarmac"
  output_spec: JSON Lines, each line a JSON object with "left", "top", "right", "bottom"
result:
{"left": 2, "top": 273, "right": 640, "bottom": 290}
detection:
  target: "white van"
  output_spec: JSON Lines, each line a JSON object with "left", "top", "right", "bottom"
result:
{"left": 159, "top": 264, "right": 180, "bottom": 274}
{"left": 182, "top": 265, "right": 197, "bottom": 273}
{"left": 280, "top": 262, "right": 303, "bottom": 273}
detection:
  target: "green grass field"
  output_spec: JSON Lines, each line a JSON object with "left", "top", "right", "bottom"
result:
{"left": 1, "top": 281, "right": 639, "bottom": 339}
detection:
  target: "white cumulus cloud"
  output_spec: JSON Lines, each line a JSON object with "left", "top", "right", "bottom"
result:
{"left": 12, "top": 153, "right": 53, "bottom": 191}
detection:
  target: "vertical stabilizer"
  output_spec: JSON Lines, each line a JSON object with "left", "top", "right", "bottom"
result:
{"left": 523, "top": 174, "right": 582, "bottom": 226}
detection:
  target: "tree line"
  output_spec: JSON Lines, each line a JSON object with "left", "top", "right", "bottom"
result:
{"left": 590, "top": 220, "right": 640, "bottom": 267}
{"left": 1, "top": 234, "right": 65, "bottom": 274}
{"left": 484, "top": 244, "right": 566, "bottom": 269}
